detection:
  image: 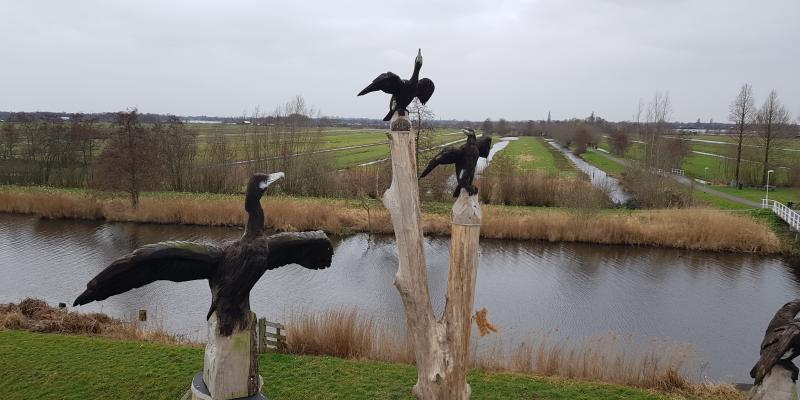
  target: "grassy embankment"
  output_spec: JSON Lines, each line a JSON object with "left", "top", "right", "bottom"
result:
{"left": 586, "top": 139, "right": 799, "bottom": 210}
{"left": 0, "top": 300, "right": 743, "bottom": 400}
{"left": 0, "top": 185, "right": 781, "bottom": 253}
{"left": 0, "top": 330, "right": 681, "bottom": 400}
{"left": 501, "top": 137, "right": 577, "bottom": 174}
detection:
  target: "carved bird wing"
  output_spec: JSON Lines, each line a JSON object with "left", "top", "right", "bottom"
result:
{"left": 358, "top": 72, "right": 403, "bottom": 96}
{"left": 765, "top": 299, "right": 800, "bottom": 332}
{"left": 261, "top": 231, "right": 333, "bottom": 270}
{"left": 416, "top": 78, "right": 435, "bottom": 104}
{"left": 750, "top": 321, "right": 800, "bottom": 384}
{"left": 419, "top": 147, "right": 461, "bottom": 179}
{"left": 477, "top": 136, "right": 492, "bottom": 158}
{"left": 73, "top": 241, "right": 224, "bottom": 306}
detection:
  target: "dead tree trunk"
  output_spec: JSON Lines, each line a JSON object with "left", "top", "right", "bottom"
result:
{"left": 382, "top": 112, "right": 482, "bottom": 399}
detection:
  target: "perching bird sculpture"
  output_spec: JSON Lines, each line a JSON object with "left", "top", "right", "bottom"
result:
{"left": 750, "top": 299, "right": 800, "bottom": 385}
{"left": 73, "top": 172, "right": 333, "bottom": 337}
{"left": 357, "top": 48, "right": 435, "bottom": 121}
{"left": 419, "top": 128, "right": 491, "bottom": 197}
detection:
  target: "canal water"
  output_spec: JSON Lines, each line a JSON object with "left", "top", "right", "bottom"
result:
{"left": 1, "top": 213, "right": 798, "bottom": 382}
{"left": 546, "top": 139, "right": 631, "bottom": 204}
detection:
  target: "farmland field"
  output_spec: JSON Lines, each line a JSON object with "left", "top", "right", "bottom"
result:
{"left": 500, "top": 137, "right": 565, "bottom": 172}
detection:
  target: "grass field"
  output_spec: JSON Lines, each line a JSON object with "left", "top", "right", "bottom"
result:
{"left": 713, "top": 185, "right": 799, "bottom": 205}
{"left": 0, "top": 330, "right": 672, "bottom": 400}
{"left": 580, "top": 149, "right": 626, "bottom": 175}
{"left": 190, "top": 125, "right": 467, "bottom": 169}
{"left": 574, "top": 146, "right": 770, "bottom": 212}
{"left": 500, "top": 137, "right": 563, "bottom": 172}
{"left": 691, "top": 190, "right": 754, "bottom": 210}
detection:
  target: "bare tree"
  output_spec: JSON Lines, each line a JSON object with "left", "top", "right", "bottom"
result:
{"left": 729, "top": 84, "right": 755, "bottom": 187}
{"left": 755, "top": 90, "right": 792, "bottom": 186}
{"left": 199, "top": 133, "right": 236, "bottom": 193}
{"left": 634, "top": 98, "right": 644, "bottom": 136}
{"left": 496, "top": 118, "right": 509, "bottom": 135}
{"left": 642, "top": 91, "right": 673, "bottom": 168}
{"left": 93, "top": 109, "right": 162, "bottom": 207}
{"left": 157, "top": 116, "right": 198, "bottom": 192}
{"left": 609, "top": 130, "right": 630, "bottom": 157}
{"left": 0, "top": 122, "right": 17, "bottom": 160}
{"left": 410, "top": 99, "right": 435, "bottom": 173}
{"left": 481, "top": 118, "right": 494, "bottom": 136}
{"left": 242, "top": 96, "right": 331, "bottom": 196}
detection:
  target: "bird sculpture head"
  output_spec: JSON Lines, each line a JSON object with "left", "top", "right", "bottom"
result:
{"left": 245, "top": 172, "right": 284, "bottom": 212}
{"left": 462, "top": 128, "right": 476, "bottom": 142}
{"left": 415, "top": 48, "right": 423, "bottom": 65}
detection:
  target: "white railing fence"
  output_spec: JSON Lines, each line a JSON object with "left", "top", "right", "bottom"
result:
{"left": 763, "top": 199, "right": 800, "bottom": 232}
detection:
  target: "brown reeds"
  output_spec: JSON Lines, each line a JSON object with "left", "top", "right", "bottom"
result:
{"left": 0, "top": 298, "right": 191, "bottom": 345}
{"left": 0, "top": 186, "right": 781, "bottom": 253}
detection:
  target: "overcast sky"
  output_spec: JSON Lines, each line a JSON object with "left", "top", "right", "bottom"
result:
{"left": 1, "top": 0, "right": 798, "bottom": 122}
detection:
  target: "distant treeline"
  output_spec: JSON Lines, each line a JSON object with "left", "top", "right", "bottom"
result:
{"left": 0, "top": 110, "right": 742, "bottom": 132}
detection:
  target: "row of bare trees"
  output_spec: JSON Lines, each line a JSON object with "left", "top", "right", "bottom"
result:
{"left": 729, "top": 85, "right": 794, "bottom": 187}
{"left": 0, "top": 96, "right": 337, "bottom": 207}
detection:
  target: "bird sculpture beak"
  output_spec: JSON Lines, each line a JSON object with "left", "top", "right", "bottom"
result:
{"left": 259, "top": 172, "right": 285, "bottom": 189}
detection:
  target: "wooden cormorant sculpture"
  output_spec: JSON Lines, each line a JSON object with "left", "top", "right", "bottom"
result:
{"left": 357, "top": 48, "right": 435, "bottom": 121}
{"left": 419, "top": 128, "right": 491, "bottom": 197}
{"left": 74, "top": 172, "right": 333, "bottom": 335}
{"left": 751, "top": 299, "right": 800, "bottom": 385}
{"left": 73, "top": 172, "right": 334, "bottom": 399}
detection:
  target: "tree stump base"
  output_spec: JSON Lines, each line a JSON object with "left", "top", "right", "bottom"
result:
{"left": 748, "top": 363, "right": 797, "bottom": 400}
{"left": 190, "top": 373, "right": 266, "bottom": 400}
{"left": 201, "top": 312, "right": 262, "bottom": 399}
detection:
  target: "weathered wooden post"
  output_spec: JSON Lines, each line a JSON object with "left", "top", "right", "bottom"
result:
{"left": 383, "top": 112, "right": 481, "bottom": 399}
{"left": 748, "top": 363, "right": 796, "bottom": 400}
{"left": 258, "top": 317, "right": 267, "bottom": 353}
{"left": 195, "top": 312, "right": 261, "bottom": 400}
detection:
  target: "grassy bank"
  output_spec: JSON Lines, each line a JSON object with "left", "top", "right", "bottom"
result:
{"left": 0, "top": 185, "right": 782, "bottom": 253}
{"left": 1, "top": 299, "right": 736, "bottom": 398}
{"left": 0, "top": 330, "right": 687, "bottom": 400}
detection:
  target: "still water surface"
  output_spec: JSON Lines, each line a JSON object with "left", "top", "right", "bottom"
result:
{"left": 1, "top": 213, "right": 798, "bottom": 382}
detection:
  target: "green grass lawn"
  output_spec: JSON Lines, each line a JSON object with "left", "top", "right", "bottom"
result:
{"left": 0, "top": 330, "right": 669, "bottom": 400}
{"left": 713, "top": 185, "right": 799, "bottom": 205}
{"left": 691, "top": 190, "right": 754, "bottom": 210}
{"left": 580, "top": 150, "right": 626, "bottom": 175}
{"left": 501, "top": 137, "right": 561, "bottom": 172}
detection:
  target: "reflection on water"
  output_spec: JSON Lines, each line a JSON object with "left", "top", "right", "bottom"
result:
{"left": 1, "top": 213, "right": 798, "bottom": 381}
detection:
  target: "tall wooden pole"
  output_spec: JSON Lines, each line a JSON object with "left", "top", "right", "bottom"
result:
{"left": 383, "top": 112, "right": 481, "bottom": 399}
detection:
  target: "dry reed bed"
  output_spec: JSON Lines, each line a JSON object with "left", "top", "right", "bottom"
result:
{"left": 0, "top": 187, "right": 780, "bottom": 253}
{"left": 284, "top": 308, "right": 744, "bottom": 400}
{"left": 0, "top": 298, "right": 191, "bottom": 346}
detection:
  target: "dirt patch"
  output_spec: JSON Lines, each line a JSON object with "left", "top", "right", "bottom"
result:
{"left": 0, "top": 298, "right": 194, "bottom": 345}
{"left": 518, "top": 154, "right": 535, "bottom": 163}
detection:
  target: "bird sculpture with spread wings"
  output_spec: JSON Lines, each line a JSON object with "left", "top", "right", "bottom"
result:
{"left": 419, "top": 128, "right": 491, "bottom": 197}
{"left": 74, "top": 172, "right": 334, "bottom": 337}
{"left": 357, "top": 48, "right": 435, "bottom": 121}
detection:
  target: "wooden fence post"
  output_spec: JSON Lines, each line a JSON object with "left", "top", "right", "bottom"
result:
{"left": 258, "top": 318, "right": 266, "bottom": 353}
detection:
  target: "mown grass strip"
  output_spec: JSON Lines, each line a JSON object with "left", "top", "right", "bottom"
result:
{"left": 0, "top": 330, "right": 669, "bottom": 400}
